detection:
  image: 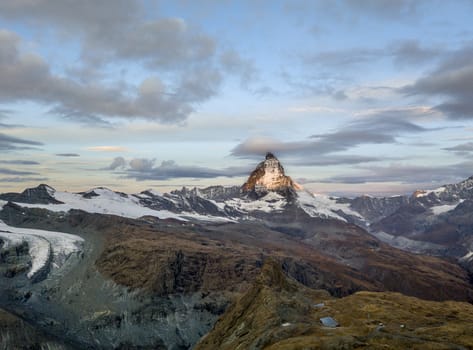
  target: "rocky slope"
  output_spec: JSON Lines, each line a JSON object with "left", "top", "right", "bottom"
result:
{"left": 348, "top": 176, "right": 473, "bottom": 269}
{"left": 0, "top": 307, "right": 73, "bottom": 349}
{"left": 196, "top": 260, "right": 473, "bottom": 350}
{"left": 1, "top": 200, "right": 472, "bottom": 348}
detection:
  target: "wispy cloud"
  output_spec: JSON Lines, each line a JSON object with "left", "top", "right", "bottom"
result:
{"left": 87, "top": 146, "right": 128, "bottom": 152}
{"left": 0, "top": 167, "right": 39, "bottom": 176}
{"left": 0, "top": 160, "right": 40, "bottom": 165}
{"left": 231, "top": 114, "right": 431, "bottom": 160}
{"left": 319, "top": 161, "right": 473, "bottom": 185}
{"left": 443, "top": 142, "right": 473, "bottom": 157}
{"left": 107, "top": 157, "right": 250, "bottom": 181}
{"left": 0, "top": 132, "right": 43, "bottom": 151}
{"left": 0, "top": 177, "right": 48, "bottom": 183}
{"left": 305, "top": 40, "right": 443, "bottom": 68}
{"left": 220, "top": 49, "right": 257, "bottom": 88}
{"left": 55, "top": 153, "right": 80, "bottom": 157}
{"left": 403, "top": 44, "right": 473, "bottom": 120}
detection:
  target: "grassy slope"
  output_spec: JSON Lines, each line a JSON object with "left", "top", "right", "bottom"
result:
{"left": 195, "top": 260, "right": 473, "bottom": 350}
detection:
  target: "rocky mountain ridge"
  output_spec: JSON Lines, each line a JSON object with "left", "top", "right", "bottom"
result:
{"left": 1, "top": 153, "right": 473, "bottom": 349}
{"left": 1, "top": 155, "right": 473, "bottom": 268}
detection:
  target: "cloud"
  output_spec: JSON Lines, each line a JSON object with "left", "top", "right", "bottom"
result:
{"left": 87, "top": 146, "right": 128, "bottom": 152}
{"left": 343, "top": 0, "right": 424, "bottom": 19}
{"left": 231, "top": 115, "right": 429, "bottom": 159}
{"left": 402, "top": 45, "right": 473, "bottom": 119}
{"left": 0, "top": 24, "right": 222, "bottom": 125}
{"left": 443, "top": 142, "right": 473, "bottom": 157}
{"left": 292, "top": 155, "right": 384, "bottom": 166}
{"left": 0, "top": 1, "right": 215, "bottom": 69}
{"left": 0, "top": 132, "right": 43, "bottom": 151}
{"left": 319, "top": 161, "right": 473, "bottom": 185}
{"left": 55, "top": 153, "right": 80, "bottom": 157}
{"left": 129, "top": 158, "right": 155, "bottom": 172}
{"left": 0, "top": 160, "right": 40, "bottom": 165}
{"left": 0, "top": 177, "right": 48, "bottom": 183}
{"left": 0, "top": 168, "right": 38, "bottom": 176}
{"left": 281, "top": 69, "right": 348, "bottom": 99}
{"left": 220, "top": 50, "right": 257, "bottom": 88}
{"left": 305, "top": 40, "right": 441, "bottom": 68}
{"left": 107, "top": 157, "right": 127, "bottom": 170}
{"left": 291, "top": 0, "right": 426, "bottom": 21}
{"left": 389, "top": 40, "right": 443, "bottom": 66}
{"left": 109, "top": 157, "right": 250, "bottom": 181}
{"left": 0, "top": 109, "right": 11, "bottom": 118}
{"left": 0, "top": 109, "right": 23, "bottom": 128}
{"left": 55, "top": 108, "right": 115, "bottom": 127}
{"left": 99, "top": 18, "right": 216, "bottom": 69}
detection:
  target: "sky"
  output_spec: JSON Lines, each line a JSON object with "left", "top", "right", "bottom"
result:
{"left": 1, "top": 0, "right": 473, "bottom": 196}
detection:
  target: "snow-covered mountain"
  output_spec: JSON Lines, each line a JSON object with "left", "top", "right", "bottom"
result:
{"left": 1, "top": 154, "right": 473, "bottom": 279}
{"left": 1, "top": 154, "right": 473, "bottom": 349}
{"left": 1, "top": 157, "right": 472, "bottom": 231}
{"left": 0, "top": 184, "right": 344, "bottom": 222}
{"left": 0, "top": 153, "right": 350, "bottom": 223}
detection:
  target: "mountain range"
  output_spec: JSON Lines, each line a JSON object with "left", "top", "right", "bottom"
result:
{"left": 0, "top": 153, "right": 472, "bottom": 349}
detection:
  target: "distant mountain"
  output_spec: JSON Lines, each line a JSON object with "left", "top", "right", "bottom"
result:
{"left": 1, "top": 153, "right": 473, "bottom": 348}
{"left": 0, "top": 184, "right": 63, "bottom": 204}
{"left": 1, "top": 155, "right": 472, "bottom": 266}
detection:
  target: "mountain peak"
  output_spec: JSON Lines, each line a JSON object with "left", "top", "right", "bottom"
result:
{"left": 265, "top": 152, "right": 276, "bottom": 160}
{"left": 242, "top": 153, "right": 301, "bottom": 197}
{"left": 0, "top": 183, "right": 63, "bottom": 204}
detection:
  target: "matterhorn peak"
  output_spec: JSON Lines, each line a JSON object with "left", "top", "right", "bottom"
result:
{"left": 242, "top": 152, "right": 302, "bottom": 197}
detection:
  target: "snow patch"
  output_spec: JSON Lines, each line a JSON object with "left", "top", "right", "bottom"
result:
{"left": 297, "top": 191, "right": 363, "bottom": 222}
{"left": 371, "top": 231, "right": 443, "bottom": 254}
{"left": 460, "top": 251, "right": 473, "bottom": 262}
{"left": 43, "top": 184, "right": 56, "bottom": 196}
{"left": 430, "top": 200, "right": 463, "bottom": 215}
{"left": 0, "top": 220, "right": 83, "bottom": 279}
{"left": 417, "top": 186, "right": 447, "bottom": 197}
{"left": 14, "top": 189, "right": 232, "bottom": 223}
{"left": 226, "top": 192, "right": 286, "bottom": 213}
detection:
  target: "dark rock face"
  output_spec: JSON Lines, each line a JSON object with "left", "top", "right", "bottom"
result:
{"left": 0, "top": 184, "right": 63, "bottom": 204}
{"left": 0, "top": 240, "right": 30, "bottom": 278}
{"left": 197, "top": 185, "right": 241, "bottom": 201}
{"left": 0, "top": 207, "right": 231, "bottom": 350}
{"left": 0, "top": 307, "right": 73, "bottom": 349}
{"left": 337, "top": 195, "right": 410, "bottom": 223}
{"left": 137, "top": 187, "right": 225, "bottom": 217}
{"left": 358, "top": 176, "right": 473, "bottom": 261}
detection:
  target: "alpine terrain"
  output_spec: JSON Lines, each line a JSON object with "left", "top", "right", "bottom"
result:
{"left": 0, "top": 152, "right": 472, "bottom": 349}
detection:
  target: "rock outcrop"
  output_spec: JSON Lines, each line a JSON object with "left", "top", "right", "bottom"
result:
{"left": 196, "top": 260, "right": 473, "bottom": 350}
